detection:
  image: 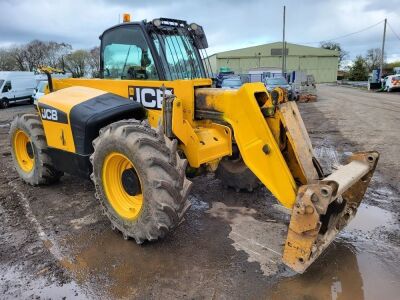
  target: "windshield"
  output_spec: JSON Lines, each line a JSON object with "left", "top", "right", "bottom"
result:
{"left": 266, "top": 78, "right": 288, "bottom": 85}
{"left": 102, "top": 26, "right": 159, "bottom": 80}
{"left": 151, "top": 27, "right": 206, "bottom": 80}
{"left": 37, "top": 81, "right": 47, "bottom": 93}
{"left": 222, "top": 78, "right": 242, "bottom": 87}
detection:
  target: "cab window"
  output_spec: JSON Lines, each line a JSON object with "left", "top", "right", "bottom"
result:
{"left": 2, "top": 81, "right": 11, "bottom": 93}
{"left": 151, "top": 30, "right": 205, "bottom": 80}
{"left": 102, "top": 26, "right": 159, "bottom": 80}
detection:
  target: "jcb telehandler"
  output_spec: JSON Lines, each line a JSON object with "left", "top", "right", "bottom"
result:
{"left": 9, "top": 16, "right": 379, "bottom": 273}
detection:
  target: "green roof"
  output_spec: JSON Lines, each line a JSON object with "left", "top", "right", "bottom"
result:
{"left": 210, "top": 42, "right": 339, "bottom": 58}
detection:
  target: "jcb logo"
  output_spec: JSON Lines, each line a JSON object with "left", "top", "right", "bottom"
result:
{"left": 128, "top": 86, "right": 173, "bottom": 110}
{"left": 41, "top": 108, "right": 58, "bottom": 121}
{"left": 38, "top": 104, "right": 68, "bottom": 124}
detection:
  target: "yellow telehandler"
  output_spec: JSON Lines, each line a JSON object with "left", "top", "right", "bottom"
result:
{"left": 9, "top": 17, "right": 378, "bottom": 273}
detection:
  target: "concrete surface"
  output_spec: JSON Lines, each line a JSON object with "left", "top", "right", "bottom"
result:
{"left": 0, "top": 84, "right": 399, "bottom": 299}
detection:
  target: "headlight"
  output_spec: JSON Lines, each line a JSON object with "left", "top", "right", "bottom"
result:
{"left": 153, "top": 19, "right": 162, "bottom": 27}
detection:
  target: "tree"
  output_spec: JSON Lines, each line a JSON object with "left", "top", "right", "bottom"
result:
{"left": 9, "top": 45, "right": 27, "bottom": 71}
{"left": 383, "top": 60, "right": 400, "bottom": 75}
{"left": 0, "top": 41, "right": 73, "bottom": 72}
{"left": 87, "top": 46, "right": 100, "bottom": 78}
{"left": 365, "top": 48, "right": 382, "bottom": 72}
{"left": 0, "top": 40, "right": 97, "bottom": 77}
{"left": 348, "top": 56, "right": 368, "bottom": 81}
{"left": 45, "top": 42, "right": 72, "bottom": 70}
{"left": 0, "top": 48, "right": 18, "bottom": 71}
{"left": 320, "top": 41, "right": 348, "bottom": 67}
{"left": 23, "top": 40, "right": 49, "bottom": 71}
{"left": 64, "top": 50, "right": 90, "bottom": 78}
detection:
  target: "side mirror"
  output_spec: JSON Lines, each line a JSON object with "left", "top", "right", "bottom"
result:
{"left": 189, "top": 23, "right": 208, "bottom": 49}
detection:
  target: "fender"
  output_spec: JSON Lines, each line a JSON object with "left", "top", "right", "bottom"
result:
{"left": 38, "top": 86, "right": 146, "bottom": 154}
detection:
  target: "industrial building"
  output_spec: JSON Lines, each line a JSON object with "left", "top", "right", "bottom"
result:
{"left": 208, "top": 42, "right": 339, "bottom": 83}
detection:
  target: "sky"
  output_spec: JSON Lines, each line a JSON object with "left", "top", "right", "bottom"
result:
{"left": 0, "top": 0, "right": 399, "bottom": 63}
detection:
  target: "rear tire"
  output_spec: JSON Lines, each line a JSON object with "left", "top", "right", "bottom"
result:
{"left": 91, "top": 120, "right": 192, "bottom": 244}
{"left": 9, "top": 114, "right": 63, "bottom": 185}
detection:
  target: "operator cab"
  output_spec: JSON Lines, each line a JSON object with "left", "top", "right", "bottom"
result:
{"left": 100, "top": 18, "right": 211, "bottom": 81}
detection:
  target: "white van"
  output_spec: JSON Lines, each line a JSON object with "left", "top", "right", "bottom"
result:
{"left": 33, "top": 80, "right": 48, "bottom": 105}
{"left": 0, "top": 72, "right": 36, "bottom": 108}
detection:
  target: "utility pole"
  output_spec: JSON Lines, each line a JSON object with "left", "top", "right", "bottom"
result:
{"left": 380, "top": 18, "right": 387, "bottom": 78}
{"left": 282, "top": 5, "right": 286, "bottom": 76}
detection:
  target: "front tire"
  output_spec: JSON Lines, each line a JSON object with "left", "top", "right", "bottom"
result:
{"left": 216, "top": 144, "right": 260, "bottom": 192}
{"left": 91, "top": 120, "right": 192, "bottom": 244}
{"left": 1, "top": 98, "right": 9, "bottom": 109}
{"left": 216, "top": 157, "right": 260, "bottom": 192}
{"left": 9, "top": 114, "right": 63, "bottom": 185}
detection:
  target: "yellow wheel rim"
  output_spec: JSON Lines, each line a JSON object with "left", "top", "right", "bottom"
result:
{"left": 13, "top": 130, "right": 35, "bottom": 173}
{"left": 102, "top": 152, "right": 143, "bottom": 220}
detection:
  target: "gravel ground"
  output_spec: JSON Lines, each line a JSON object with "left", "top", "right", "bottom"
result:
{"left": 0, "top": 84, "right": 399, "bottom": 299}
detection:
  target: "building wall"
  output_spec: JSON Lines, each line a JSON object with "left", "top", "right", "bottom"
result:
{"left": 209, "top": 42, "right": 339, "bottom": 83}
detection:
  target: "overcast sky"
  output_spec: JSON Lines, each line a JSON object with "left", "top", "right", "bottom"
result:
{"left": 1, "top": 0, "right": 399, "bottom": 62}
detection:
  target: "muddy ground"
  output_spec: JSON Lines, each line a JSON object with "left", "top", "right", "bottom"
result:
{"left": 0, "top": 85, "right": 399, "bottom": 299}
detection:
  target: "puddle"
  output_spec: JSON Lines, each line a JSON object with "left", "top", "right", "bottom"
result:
{"left": 346, "top": 204, "right": 397, "bottom": 233}
{"left": 269, "top": 203, "right": 400, "bottom": 299}
{"left": 269, "top": 242, "right": 400, "bottom": 300}
{"left": 0, "top": 265, "right": 85, "bottom": 299}
{"left": 59, "top": 228, "right": 233, "bottom": 299}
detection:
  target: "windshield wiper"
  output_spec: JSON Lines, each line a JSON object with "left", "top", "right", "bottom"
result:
{"left": 121, "top": 46, "right": 132, "bottom": 78}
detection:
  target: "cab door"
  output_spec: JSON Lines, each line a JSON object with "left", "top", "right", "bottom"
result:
{"left": 1, "top": 81, "right": 13, "bottom": 99}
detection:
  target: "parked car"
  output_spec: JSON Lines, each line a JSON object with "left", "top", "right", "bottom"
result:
{"left": 33, "top": 81, "right": 48, "bottom": 105}
{"left": 221, "top": 77, "right": 243, "bottom": 89}
{"left": 264, "top": 77, "right": 293, "bottom": 99}
{"left": 216, "top": 67, "right": 235, "bottom": 88}
{"left": 0, "top": 72, "right": 36, "bottom": 108}
{"left": 384, "top": 75, "right": 400, "bottom": 92}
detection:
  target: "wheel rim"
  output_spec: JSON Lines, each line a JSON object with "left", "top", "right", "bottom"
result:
{"left": 102, "top": 152, "right": 143, "bottom": 220}
{"left": 13, "top": 130, "right": 34, "bottom": 173}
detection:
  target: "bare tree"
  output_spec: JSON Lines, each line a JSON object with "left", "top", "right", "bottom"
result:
{"left": 64, "top": 50, "right": 90, "bottom": 77}
{"left": 8, "top": 45, "right": 27, "bottom": 71}
{"left": 0, "top": 48, "right": 18, "bottom": 71}
{"left": 45, "top": 42, "right": 72, "bottom": 70}
{"left": 0, "top": 40, "right": 98, "bottom": 77}
{"left": 320, "top": 41, "right": 349, "bottom": 68}
{"left": 364, "top": 48, "right": 382, "bottom": 72}
{"left": 87, "top": 46, "right": 100, "bottom": 78}
{"left": 0, "top": 41, "right": 73, "bottom": 72}
{"left": 23, "top": 40, "right": 49, "bottom": 71}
